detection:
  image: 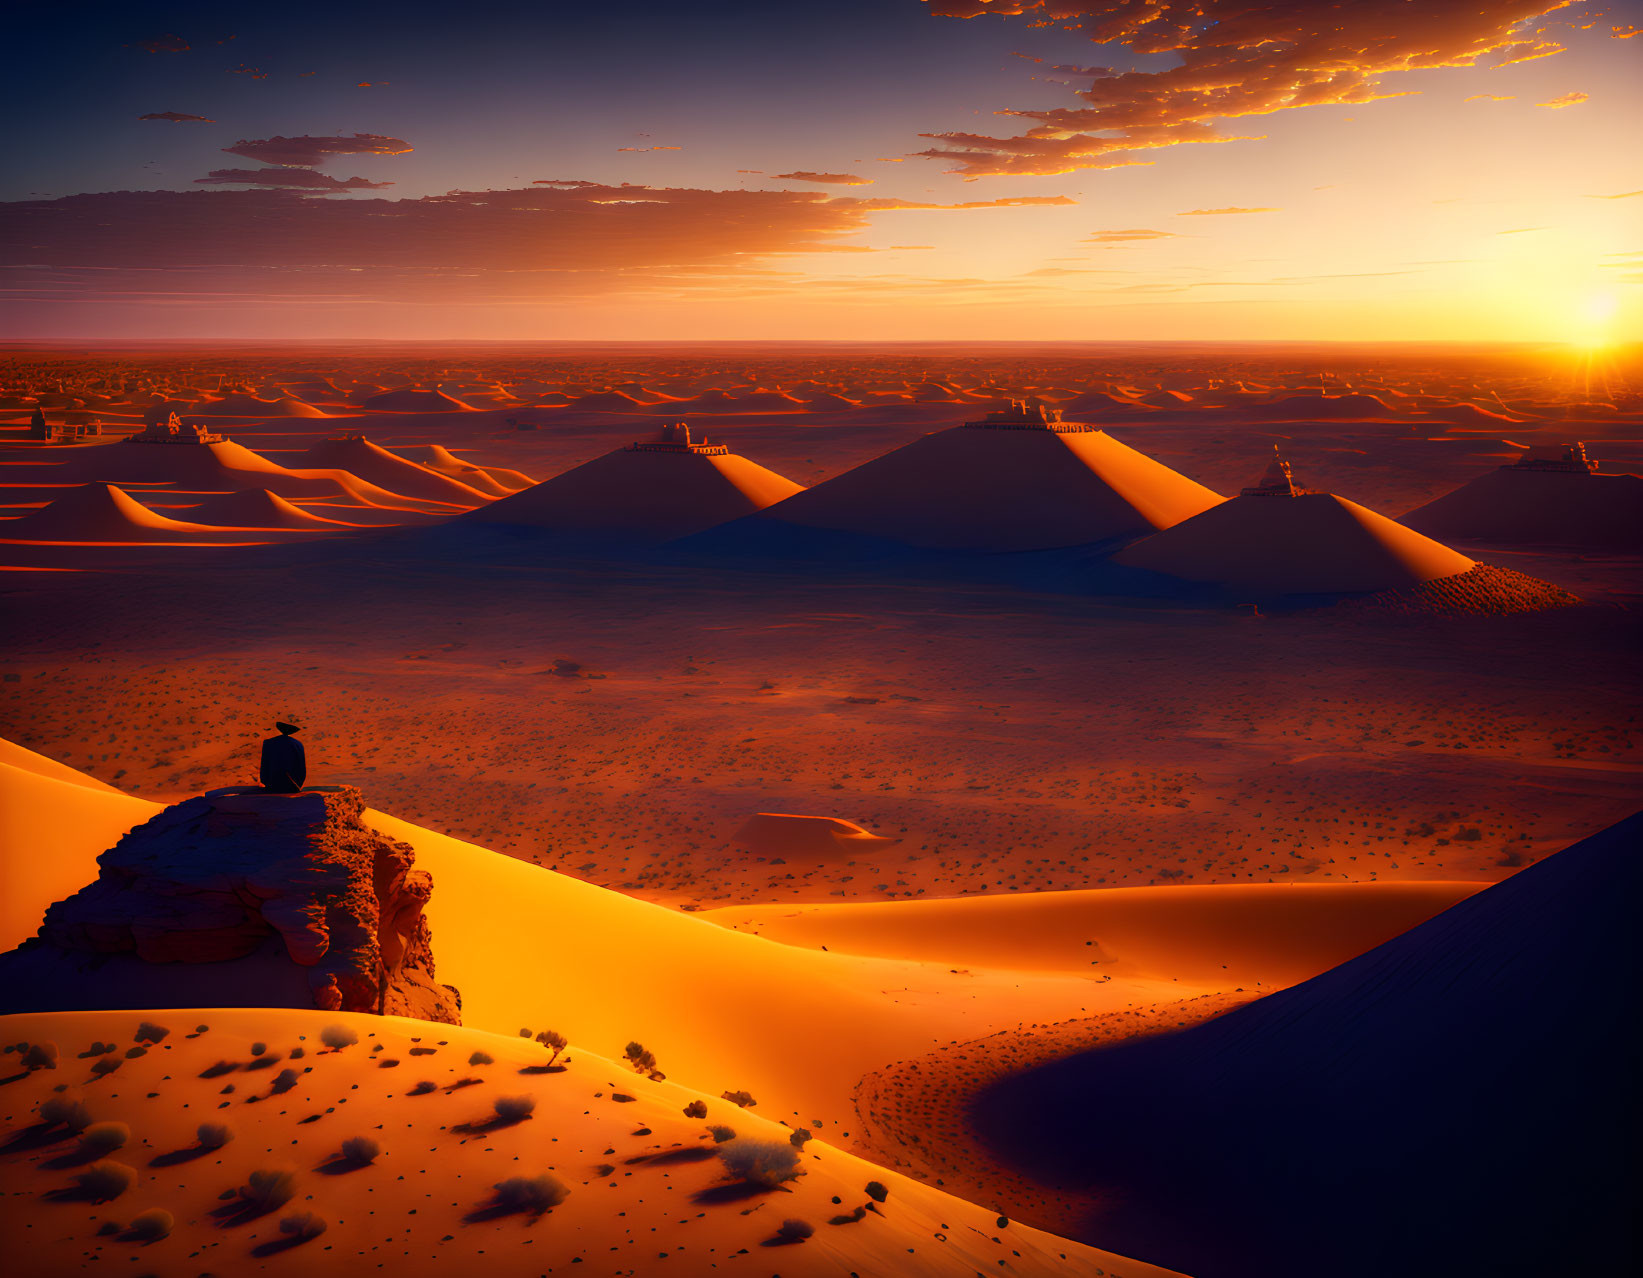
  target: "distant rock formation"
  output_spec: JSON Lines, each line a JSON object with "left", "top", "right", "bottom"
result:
{"left": 0, "top": 786, "right": 460, "bottom": 1023}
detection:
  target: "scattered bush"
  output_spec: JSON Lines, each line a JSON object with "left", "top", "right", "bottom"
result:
{"left": 196, "top": 1122, "right": 233, "bottom": 1150}
{"left": 238, "top": 1169, "right": 296, "bottom": 1213}
{"left": 22, "top": 1041, "right": 58, "bottom": 1071}
{"left": 829, "top": 1206, "right": 868, "bottom": 1225}
{"left": 468, "top": 1050, "right": 493, "bottom": 1067}
{"left": 125, "top": 1208, "right": 173, "bottom": 1241}
{"left": 865, "top": 1181, "right": 888, "bottom": 1203}
{"left": 720, "top": 1089, "right": 757, "bottom": 1108}
{"left": 519, "top": 1027, "right": 532, "bottom": 1038}
{"left": 683, "top": 1100, "right": 707, "bottom": 1120}
{"left": 624, "top": 1041, "right": 658, "bottom": 1074}
{"left": 279, "top": 1211, "right": 327, "bottom": 1242}
{"left": 707, "top": 1124, "right": 737, "bottom": 1144}
{"left": 39, "top": 1094, "right": 93, "bottom": 1132}
{"left": 717, "top": 1138, "right": 802, "bottom": 1188}
{"left": 90, "top": 1057, "right": 123, "bottom": 1078}
{"left": 73, "top": 1161, "right": 135, "bottom": 1203}
{"left": 493, "top": 1095, "right": 536, "bottom": 1124}
{"left": 320, "top": 1025, "right": 358, "bottom": 1051}
{"left": 408, "top": 1081, "right": 437, "bottom": 1096}
{"left": 133, "top": 1022, "right": 169, "bottom": 1044}
{"left": 269, "top": 1068, "right": 299, "bottom": 1095}
{"left": 490, "top": 1174, "right": 569, "bottom": 1216}
{"left": 789, "top": 1128, "right": 812, "bottom": 1149}
{"left": 339, "top": 1136, "right": 380, "bottom": 1166}
{"left": 996, "top": 1215, "right": 1010, "bottom": 1229}
{"left": 78, "top": 1122, "right": 130, "bottom": 1157}
{"left": 250, "top": 1042, "right": 267, "bottom": 1057}
{"left": 289, "top": 1046, "right": 305, "bottom": 1060}
{"left": 775, "top": 1218, "right": 814, "bottom": 1243}
{"left": 535, "top": 1030, "right": 568, "bottom": 1064}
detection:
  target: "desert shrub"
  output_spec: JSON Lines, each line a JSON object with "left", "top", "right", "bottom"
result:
{"left": 339, "top": 1136, "right": 380, "bottom": 1165}
{"left": 775, "top": 1218, "right": 814, "bottom": 1243}
{"left": 133, "top": 1021, "right": 169, "bottom": 1044}
{"left": 493, "top": 1095, "right": 536, "bottom": 1124}
{"left": 39, "top": 1094, "right": 93, "bottom": 1132}
{"left": 196, "top": 1122, "right": 233, "bottom": 1150}
{"left": 683, "top": 1100, "right": 707, "bottom": 1120}
{"left": 125, "top": 1208, "right": 173, "bottom": 1241}
{"left": 716, "top": 1138, "right": 802, "bottom": 1188}
{"left": 288, "top": 1046, "right": 305, "bottom": 1060}
{"left": 720, "top": 1089, "right": 757, "bottom": 1108}
{"left": 409, "top": 1081, "right": 437, "bottom": 1096}
{"left": 468, "top": 1050, "right": 493, "bottom": 1066}
{"left": 490, "top": 1173, "right": 569, "bottom": 1215}
{"left": 250, "top": 1042, "right": 267, "bottom": 1056}
{"left": 22, "top": 1041, "right": 58, "bottom": 1071}
{"left": 706, "top": 1124, "right": 737, "bottom": 1144}
{"left": 624, "top": 1041, "right": 657, "bottom": 1073}
{"left": 73, "top": 1161, "right": 135, "bottom": 1203}
{"left": 829, "top": 1206, "right": 868, "bottom": 1225}
{"left": 238, "top": 1169, "right": 296, "bottom": 1212}
{"left": 519, "top": 1027, "right": 532, "bottom": 1038}
{"left": 78, "top": 1122, "right": 130, "bottom": 1156}
{"left": 124, "top": 1046, "right": 147, "bottom": 1059}
{"left": 996, "top": 1215, "right": 1010, "bottom": 1228}
{"left": 90, "top": 1057, "right": 123, "bottom": 1078}
{"left": 269, "top": 1068, "right": 299, "bottom": 1095}
{"left": 865, "top": 1180, "right": 888, "bottom": 1203}
{"left": 320, "top": 1025, "right": 358, "bottom": 1051}
{"left": 535, "top": 1030, "right": 568, "bottom": 1063}
{"left": 280, "top": 1211, "right": 327, "bottom": 1241}
{"left": 789, "top": 1128, "right": 812, "bottom": 1149}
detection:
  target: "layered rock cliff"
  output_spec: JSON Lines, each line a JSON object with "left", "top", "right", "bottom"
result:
{"left": 0, "top": 786, "right": 460, "bottom": 1023}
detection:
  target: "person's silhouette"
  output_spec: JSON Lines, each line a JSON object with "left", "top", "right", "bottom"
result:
{"left": 259, "top": 722, "right": 307, "bottom": 793}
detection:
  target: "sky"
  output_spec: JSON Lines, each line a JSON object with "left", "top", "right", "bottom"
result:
{"left": 2, "top": 0, "right": 1639, "bottom": 342}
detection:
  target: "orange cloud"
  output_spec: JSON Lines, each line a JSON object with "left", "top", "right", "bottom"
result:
{"left": 1464, "top": 94, "right": 1515, "bottom": 101}
{"left": 139, "top": 111, "right": 214, "bottom": 123}
{"left": 223, "top": 134, "right": 412, "bottom": 166}
{"left": 1085, "top": 228, "right": 1178, "bottom": 243}
{"left": 1588, "top": 190, "right": 1643, "bottom": 199}
{"left": 853, "top": 195, "right": 1076, "bottom": 211}
{"left": 1178, "top": 206, "right": 1279, "bottom": 216}
{"left": 916, "top": 1, "right": 1573, "bottom": 176}
{"left": 775, "top": 171, "right": 874, "bottom": 185}
{"left": 1538, "top": 91, "right": 1589, "bottom": 107}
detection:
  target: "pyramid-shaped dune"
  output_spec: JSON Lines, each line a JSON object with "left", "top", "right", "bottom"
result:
{"left": 0, "top": 483, "right": 261, "bottom": 543}
{"left": 468, "top": 424, "right": 803, "bottom": 540}
{"left": 756, "top": 401, "right": 1224, "bottom": 552}
{"left": 181, "top": 488, "right": 365, "bottom": 529}
{"left": 1403, "top": 443, "right": 1643, "bottom": 550}
{"left": 299, "top": 434, "right": 494, "bottom": 506}
{"left": 973, "top": 811, "right": 1643, "bottom": 1278}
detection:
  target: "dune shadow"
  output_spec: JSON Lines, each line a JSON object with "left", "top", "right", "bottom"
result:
{"left": 251, "top": 1235, "right": 309, "bottom": 1257}
{"left": 211, "top": 1200, "right": 281, "bottom": 1228}
{"left": 461, "top": 1202, "right": 545, "bottom": 1225}
{"left": 315, "top": 1157, "right": 371, "bottom": 1176}
{"left": 2, "top": 1124, "right": 75, "bottom": 1155}
{"left": 0, "top": 1071, "right": 29, "bottom": 1087}
{"left": 41, "top": 1146, "right": 106, "bottom": 1170}
{"left": 149, "top": 1145, "right": 212, "bottom": 1168}
{"left": 692, "top": 1181, "right": 783, "bottom": 1205}
{"left": 516, "top": 1064, "right": 565, "bottom": 1075}
{"left": 639, "top": 1147, "right": 715, "bottom": 1167}
{"left": 760, "top": 1236, "right": 805, "bottom": 1248}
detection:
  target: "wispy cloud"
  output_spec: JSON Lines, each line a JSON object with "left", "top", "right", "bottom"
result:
{"left": 1538, "top": 90, "right": 1589, "bottom": 108}
{"left": 774, "top": 171, "right": 874, "bottom": 185}
{"left": 139, "top": 111, "right": 214, "bottom": 123}
{"left": 1085, "top": 228, "right": 1178, "bottom": 244}
{"left": 194, "top": 168, "right": 393, "bottom": 191}
{"left": 1178, "top": 206, "right": 1279, "bottom": 216}
{"left": 222, "top": 134, "right": 411, "bottom": 166}
{"left": 916, "top": 1, "right": 1572, "bottom": 176}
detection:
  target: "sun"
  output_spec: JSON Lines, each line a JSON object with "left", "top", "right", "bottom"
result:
{"left": 1572, "top": 289, "right": 1621, "bottom": 350}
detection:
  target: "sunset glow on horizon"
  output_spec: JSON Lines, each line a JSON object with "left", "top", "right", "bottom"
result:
{"left": 2, "top": 0, "right": 1639, "bottom": 342}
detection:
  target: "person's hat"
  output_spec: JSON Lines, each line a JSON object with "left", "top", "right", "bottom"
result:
{"left": 275, "top": 721, "right": 301, "bottom": 734}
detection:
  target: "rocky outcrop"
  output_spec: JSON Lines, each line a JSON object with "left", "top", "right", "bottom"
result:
{"left": 0, "top": 786, "right": 459, "bottom": 1023}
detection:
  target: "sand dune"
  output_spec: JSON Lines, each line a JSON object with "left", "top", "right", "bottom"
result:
{"left": 178, "top": 489, "right": 367, "bottom": 530}
{"left": 361, "top": 388, "right": 474, "bottom": 412}
{"left": 0, "top": 484, "right": 269, "bottom": 543}
{"left": 297, "top": 436, "right": 492, "bottom": 506}
{"left": 1404, "top": 462, "right": 1643, "bottom": 550}
{"left": 193, "top": 394, "right": 330, "bottom": 418}
{"left": 0, "top": 758, "right": 159, "bottom": 950}
{"left": 467, "top": 431, "right": 803, "bottom": 540}
{"left": 388, "top": 444, "right": 526, "bottom": 496}
{"left": 973, "top": 811, "right": 1643, "bottom": 1278}
{"left": 756, "top": 418, "right": 1224, "bottom": 552}
{"left": 1114, "top": 490, "right": 1476, "bottom": 594}
{"left": 732, "top": 812, "right": 900, "bottom": 861}
{"left": 0, "top": 1007, "right": 1169, "bottom": 1278}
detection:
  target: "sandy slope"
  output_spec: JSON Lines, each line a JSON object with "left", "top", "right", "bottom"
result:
{"left": 0, "top": 1008, "right": 1176, "bottom": 1278}
{"left": 1114, "top": 492, "right": 1476, "bottom": 594}
{"left": 7, "top": 745, "right": 1480, "bottom": 1138}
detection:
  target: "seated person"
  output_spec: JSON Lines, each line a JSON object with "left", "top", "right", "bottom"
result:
{"left": 259, "top": 722, "right": 307, "bottom": 793}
